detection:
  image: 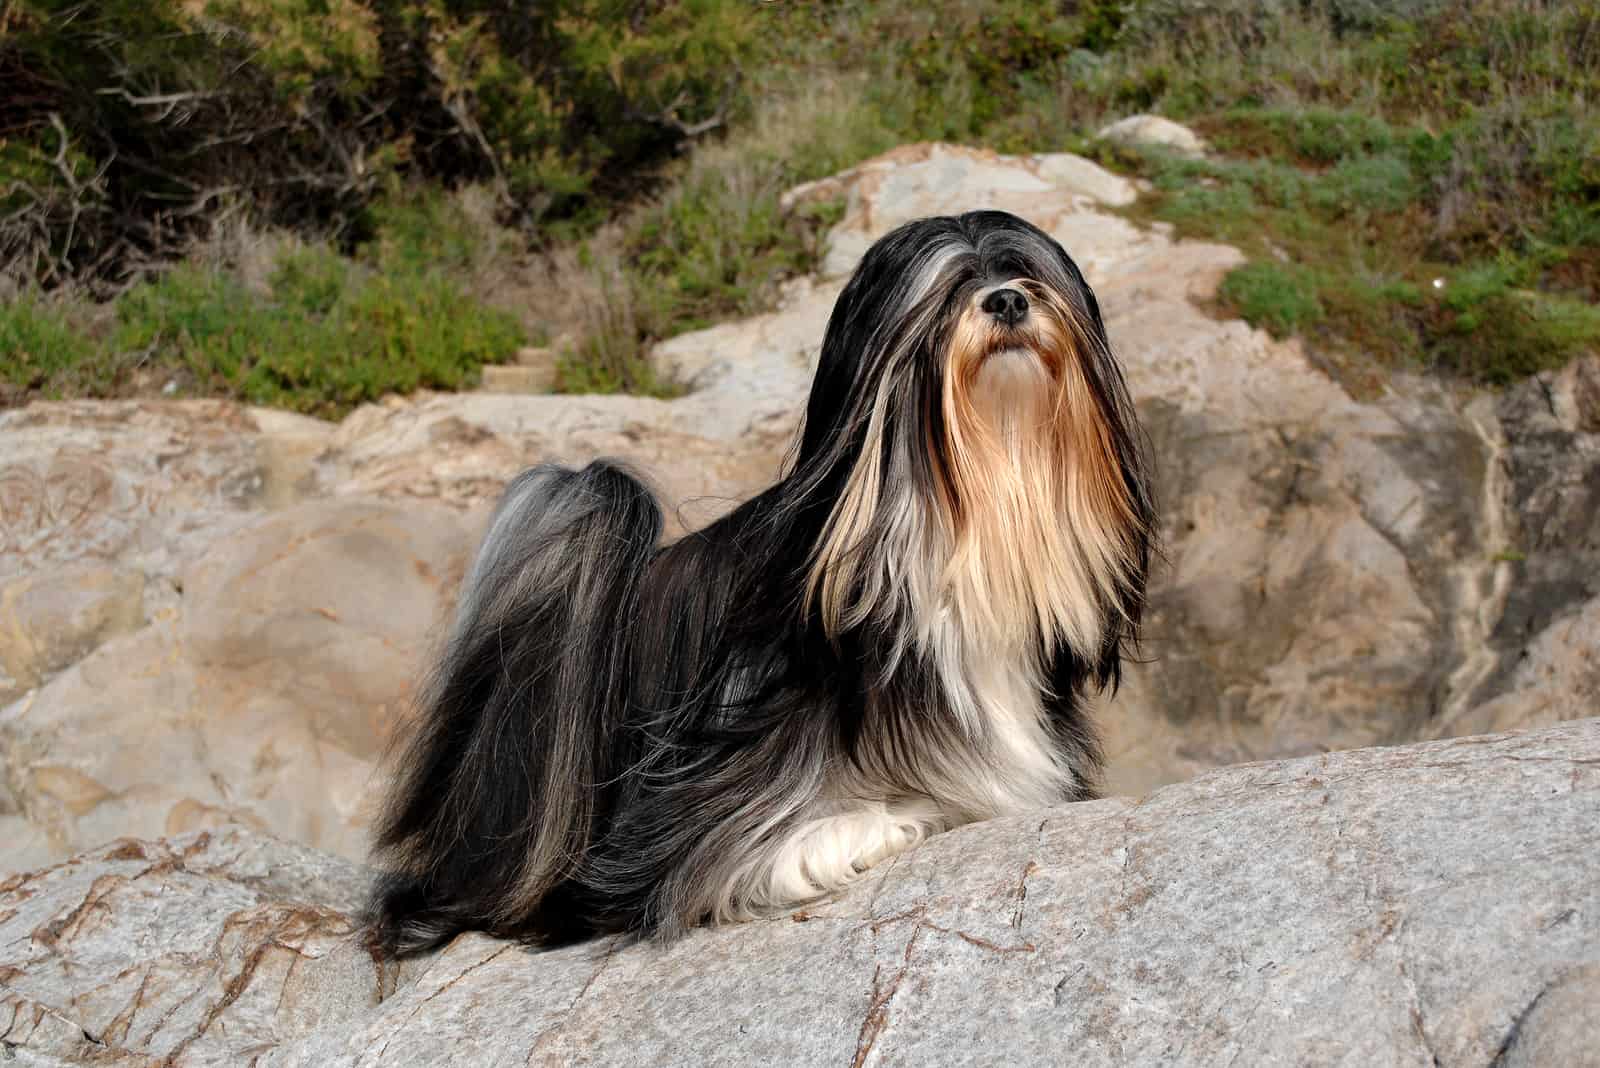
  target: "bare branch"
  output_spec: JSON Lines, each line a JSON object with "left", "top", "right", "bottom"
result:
{"left": 93, "top": 88, "right": 224, "bottom": 106}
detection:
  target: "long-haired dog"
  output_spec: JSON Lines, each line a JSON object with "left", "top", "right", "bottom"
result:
{"left": 367, "top": 210, "right": 1154, "bottom": 955}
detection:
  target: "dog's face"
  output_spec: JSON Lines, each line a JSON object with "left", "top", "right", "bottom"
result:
{"left": 797, "top": 211, "right": 1152, "bottom": 670}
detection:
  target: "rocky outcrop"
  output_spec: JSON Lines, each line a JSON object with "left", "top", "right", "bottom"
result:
{"left": 1434, "top": 356, "right": 1600, "bottom": 739}
{"left": 0, "top": 499, "right": 476, "bottom": 873}
{"left": 2, "top": 141, "right": 1596, "bottom": 871}
{"left": 2, "top": 720, "right": 1596, "bottom": 1066}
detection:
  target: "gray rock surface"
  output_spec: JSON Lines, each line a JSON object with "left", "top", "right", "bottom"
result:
{"left": 0, "top": 831, "right": 386, "bottom": 1066}
{"left": 2, "top": 719, "right": 1596, "bottom": 1066}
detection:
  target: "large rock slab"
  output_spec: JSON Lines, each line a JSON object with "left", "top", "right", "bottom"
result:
{"left": 0, "top": 565, "right": 145, "bottom": 706}
{"left": 2, "top": 142, "right": 1595, "bottom": 873}
{"left": 308, "top": 390, "right": 793, "bottom": 535}
{"left": 0, "top": 402, "right": 310, "bottom": 625}
{"left": 2, "top": 719, "right": 1596, "bottom": 1065}
{"left": 1434, "top": 355, "right": 1600, "bottom": 738}
{"left": 0, "top": 831, "right": 387, "bottom": 1065}
{"left": 0, "top": 500, "right": 475, "bottom": 872}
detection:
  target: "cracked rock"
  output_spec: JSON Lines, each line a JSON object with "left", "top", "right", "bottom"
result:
{"left": 2, "top": 721, "right": 1596, "bottom": 1065}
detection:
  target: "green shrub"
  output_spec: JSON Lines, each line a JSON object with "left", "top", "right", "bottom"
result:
{"left": 1, "top": 0, "right": 759, "bottom": 289}
{"left": 270, "top": 247, "right": 352, "bottom": 317}
{"left": 1220, "top": 261, "right": 1326, "bottom": 337}
{"left": 552, "top": 83, "right": 870, "bottom": 394}
{"left": 1313, "top": 154, "right": 1417, "bottom": 214}
{"left": 0, "top": 296, "right": 103, "bottom": 400}
{"left": 1431, "top": 289, "right": 1600, "bottom": 383}
{"left": 109, "top": 250, "right": 523, "bottom": 417}
{"left": 7, "top": 0, "right": 1598, "bottom": 407}
{"left": 1211, "top": 108, "right": 1400, "bottom": 163}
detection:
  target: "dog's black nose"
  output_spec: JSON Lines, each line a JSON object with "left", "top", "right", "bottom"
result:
{"left": 982, "top": 287, "right": 1029, "bottom": 326}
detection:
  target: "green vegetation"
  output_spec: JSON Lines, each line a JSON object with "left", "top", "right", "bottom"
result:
{"left": 1218, "top": 262, "right": 1327, "bottom": 339}
{"left": 2, "top": 201, "right": 523, "bottom": 416}
{"left": 776, "top": 0, "right": 1600, "bottom": 385}
{"left": 0, "top": 295, "right": 104, "bottom": 405}
{"left": 3, "top": 0, "right": 1596, "bottom": 410}
{"left": 0, "top": 0, "right": 755, "bottom": 286}
{"left": 553, "top": 89, "right": 878, "bottom": 392}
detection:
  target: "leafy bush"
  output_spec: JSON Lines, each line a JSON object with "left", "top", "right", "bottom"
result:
{"left": 0, "top": 0, "right": 757, "bottom": 290}
{"left": 552, "top": 88, "right": 864, "bottom": 394}
{"left": 1220, "top": 261, "right": 1325, "bottom": 337}
{"left": 110, "top": 252, "right": 522, "bottom": 417}
{"left": 5, "top": 0, "right": 1597, "bottom": 407}
{"left": 1, "top": 196, "right": 523, "bottom": 417}
{"left": 0, "top": 295, "right": 103, "bottom": 402}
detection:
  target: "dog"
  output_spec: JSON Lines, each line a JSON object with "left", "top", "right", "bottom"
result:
{"left": 367, "top": 209, "right": 1154, "bottom": 954}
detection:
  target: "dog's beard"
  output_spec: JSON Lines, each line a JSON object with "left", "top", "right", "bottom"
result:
{"left": 939, "top": 281, "right": 1145, "bottom": 658}
{"left": 808, "top": 278, "right": 1146, "bottom": 668}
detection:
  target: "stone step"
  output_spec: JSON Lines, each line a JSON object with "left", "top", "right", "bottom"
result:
{"left": 477, "top": 348, "right": 558, "bottom": 393}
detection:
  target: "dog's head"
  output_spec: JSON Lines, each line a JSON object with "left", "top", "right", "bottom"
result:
{"left": 796, "top": 211, "right": 1152, "bottom": 679}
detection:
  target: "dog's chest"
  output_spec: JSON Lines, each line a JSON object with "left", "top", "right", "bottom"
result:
{"left": 920, "top": 611, "right": 1073, "bottom": 817}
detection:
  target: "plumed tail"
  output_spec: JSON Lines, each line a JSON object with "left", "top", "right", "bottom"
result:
{"left": 366, "top": 460, "right": 661, "bottom": 956}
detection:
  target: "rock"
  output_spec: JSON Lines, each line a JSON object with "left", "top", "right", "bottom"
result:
{"left": 307, "top": 391, "right": 790, "bottom": 535}
{"left": 2, "top": 720, "right": 1596, "bottom": 1065}
{"left": 1, "top": 141, "right": 1594, "bottom": 872}
{"left": 0, "top": 565, "right": 145, "bottom": 705}
{"left": 477, "top": 364, "right": 554, "bottom": 394}
{"left": 0, "top": 832, "right": 388, "bottom": 1065}
{"left": 1431, "top": 594, "right": 1600, "bottom": 739}
{"left": 781, "top": 143, "right": 1139, "bottom": 279}
{"left": 0, "top": 401, "right": 330, "bottom": 619}
{"left": 1097, "top": 114, "right": 1209, "bottom": 158}
{"left": 0, "top": 500, "right": 475, "bottom": 871}
{"left": 1029, "top": 152, "right": 1141, "bottom": 207}
{"left": 1493, "top": 964, "right": 1600, "bottom": 1068}
{"left": 179, "top": 499, "right": 473, "bottom": 758}
{"left": 1412, "top": 358, "right": 1600, "bottom": 742}
{"left": 1481, "top": 357, "right": 1600, "bottom": 674}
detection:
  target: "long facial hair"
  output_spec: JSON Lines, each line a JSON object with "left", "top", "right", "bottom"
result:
{"left": 803, "top": 215, "right": 1150, "bottom": 675}
{"left": 367, "top": 210, "right": 1154, "bottom": 955}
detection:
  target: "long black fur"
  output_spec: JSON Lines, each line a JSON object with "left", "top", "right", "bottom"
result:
{"left": 368, "top": 210, "right": 1154, "bottom": 954}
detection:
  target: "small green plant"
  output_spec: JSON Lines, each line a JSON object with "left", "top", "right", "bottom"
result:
{"left": 110, "top": 257, "right": 523, "bottom": 418}
{"left": 1220, "top": 261, "right": 1326, "bottom": 338}
{"left": 361, "top": 193, "right": 488, "bottom": 277}
{"left": 0, "top": 296, "right": 104, "bottom": 400}
{"left": 1430, "top": 283, "right": 1600, "bottom": 384}
{"left": 548, "top": 79, "right": 871, "bottom": 394}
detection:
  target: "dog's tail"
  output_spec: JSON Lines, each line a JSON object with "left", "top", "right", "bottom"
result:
{"left": 366, "top": 460, "right": 661, "bottom": 956}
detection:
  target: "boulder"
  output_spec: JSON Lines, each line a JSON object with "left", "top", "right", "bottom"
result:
{"left": 1097, "top": 114, "right": 1209, "bottom": 158}
{"left": 1431, "top": 593, "right": 1600, "bottom": 739}
{"left": 0, "top": 500, "right": 475, "bottom": 872}
{"left": 0, "top": 401, "right": 302, "bottom": 619}
{"left": 1, "top": 719, "right": 1596, "bottom": 1065}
